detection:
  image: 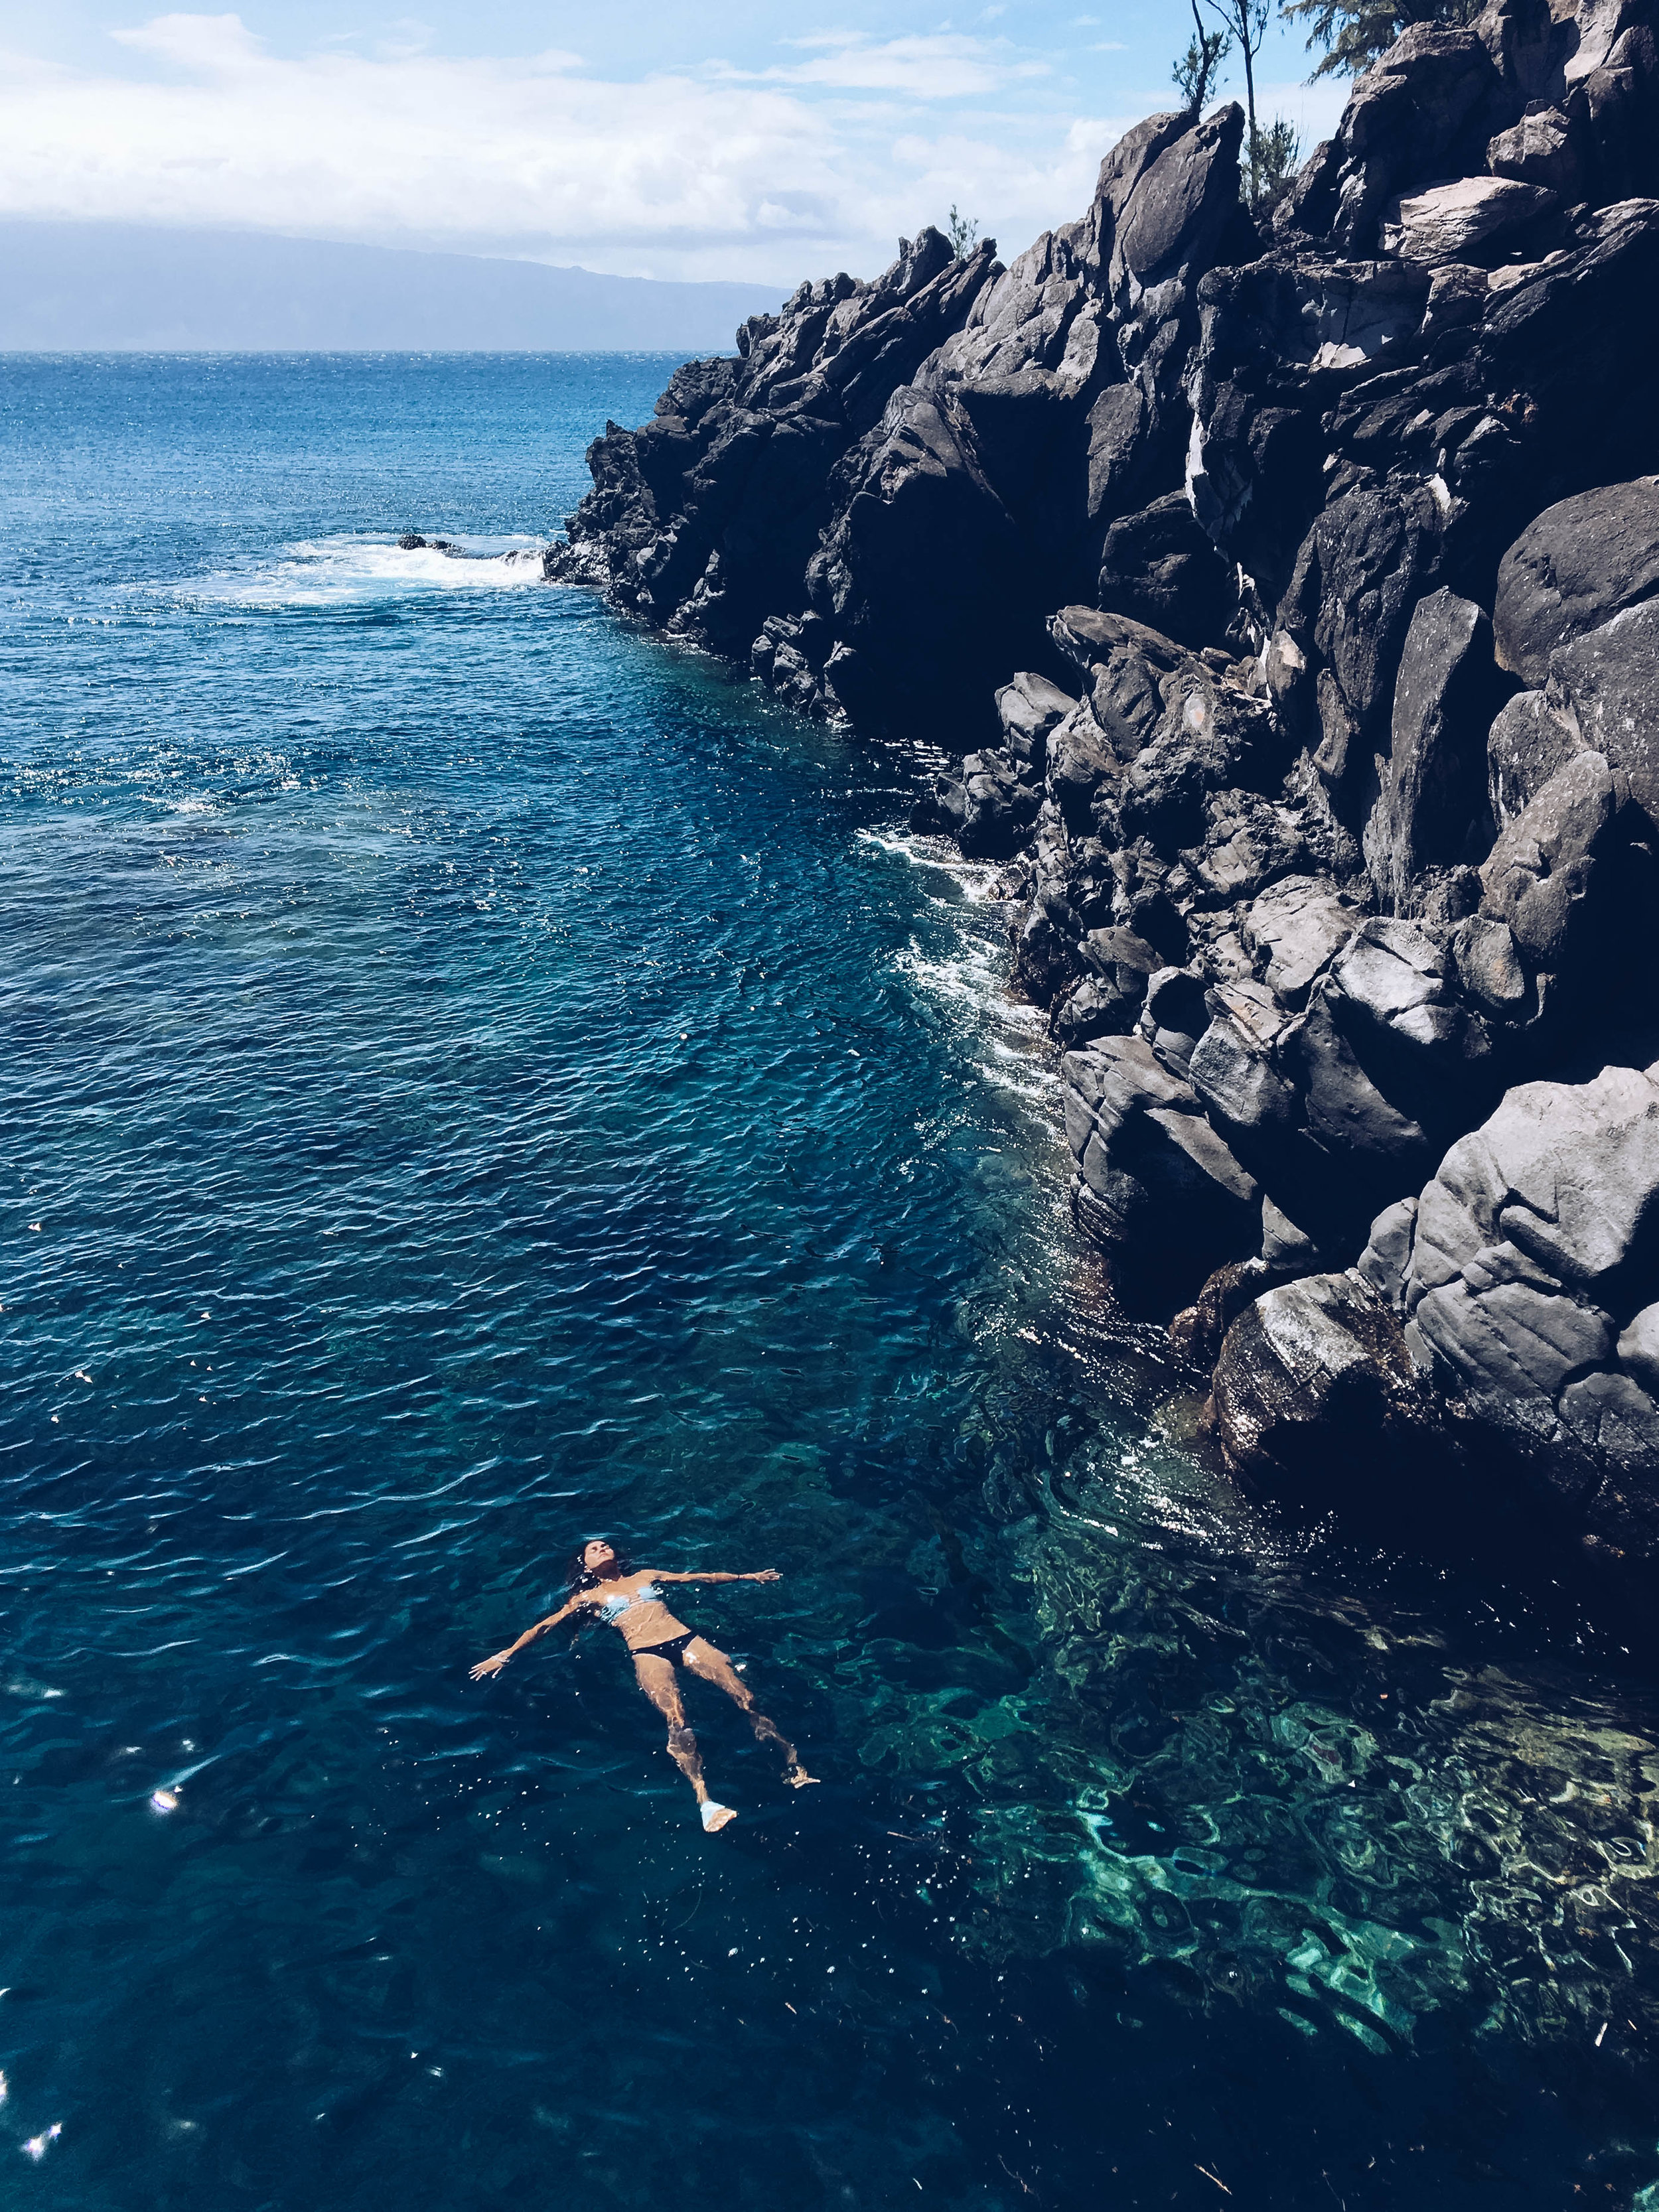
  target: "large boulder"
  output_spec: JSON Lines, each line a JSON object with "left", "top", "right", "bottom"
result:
{"left": 1278, "top": 27, "right": 1504, "bottom": 258}
{"left": 1327, "top": 916, "right": 1496, "bottom": 1128}
{"left": 1286, "top": 985, "right": 1441, "bottom": 1219}
{"left": 1361, "top": 1057, "right": 1659, "bottom": 1556}
{"left": 995, "top": 671, "right": 1076, "bottom": 770}
{"left": 1493, "top": 478, "right": 1659, "bottom": 686}
{"left": 1295, "top": 478, "right": 1453, "bottom": 794}
{"left": 1546, "top": 600, "right": 1659, "bottom": 817}
{"left": 1486, "top": 103, "right": 1583, "bottom": 194}
{"left": 1477, "top": 748, "right": 1632, "bottom": 990}
{"left": 1486, "top": 687, "right": 1585, "bottom": 826}
{"left": 1378, "top": 175, "right": 1556, "bottom": 263}
{"left": 1241, "top": 874, "right": 1366, "bottom": 1008}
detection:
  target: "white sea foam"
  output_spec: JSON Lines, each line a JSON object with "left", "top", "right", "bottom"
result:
{"left": 170, "top": 533, "right": 551, "bottom": 609}
{"left": 857, "top": 825, "right": 1007, "bottom": 904}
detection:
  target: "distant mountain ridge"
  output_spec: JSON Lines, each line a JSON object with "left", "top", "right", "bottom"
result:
{"left": 0, "top": 224, "right": 786, "bottom": 352}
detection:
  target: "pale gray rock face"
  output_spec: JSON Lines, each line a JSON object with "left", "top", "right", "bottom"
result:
{"left": 995, "top": 671, "right": 1076, "bottom": 765}
{"left": 1242, "top": 876, "right": 1363, "bottom": 1009}
{"left": 1190, "top": 1016, "right": 1299, "bottom": 1141}
{"left": 1378, "top": 176, "right": 1556, "bottom": 262}
{"left": 1453, "top": 914, "right": 1527, "bottom": 1012}
{"left": 1494, "top": 478, "right": 1659, "bottom": 686}
{"left": 1356, "top": 1195, "right": 1419, "bottom": 1312}
{"left": 1356, "top": 1059, "right": 1659, "bottom": 1551}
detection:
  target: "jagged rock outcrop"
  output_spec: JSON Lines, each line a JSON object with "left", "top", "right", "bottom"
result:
{"left": 549, "top": 0, "right": 1659, "bottom": 1564}
{"left": 549, "top": 106, "right": 1256, "bottom": 733}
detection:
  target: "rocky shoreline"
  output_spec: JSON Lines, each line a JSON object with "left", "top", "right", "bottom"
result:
{"left": 545, "top": 0, "right": 1659, "bottom": 1576}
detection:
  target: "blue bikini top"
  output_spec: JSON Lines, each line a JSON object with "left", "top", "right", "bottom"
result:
{"left": 596, "top": 1581, "right": 662, "bottom": 1622}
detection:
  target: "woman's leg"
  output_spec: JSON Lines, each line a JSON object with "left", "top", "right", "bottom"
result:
{"left": 633, "top": 1653, "right": 735, "bottom": 1829}
{"left": 684, "top": 1640, "right": 818, "bottom": 1787}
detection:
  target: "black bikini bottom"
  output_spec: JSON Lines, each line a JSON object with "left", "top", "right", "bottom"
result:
{"left": 631, "top": 1630, "right": 699, "bottom": 1665}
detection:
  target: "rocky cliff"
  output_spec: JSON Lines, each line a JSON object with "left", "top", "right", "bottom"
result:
{"left": 549, "top": 0, "right": 1659, "bottom": 1576}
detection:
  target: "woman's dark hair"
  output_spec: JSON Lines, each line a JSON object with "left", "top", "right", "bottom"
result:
{"left": 567, "top": 1538, "right": 632, "bottom": 1594}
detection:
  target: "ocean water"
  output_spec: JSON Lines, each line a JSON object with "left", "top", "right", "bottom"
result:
{"left": 3, "top": 352, "right": 1659, "bottom": 2211}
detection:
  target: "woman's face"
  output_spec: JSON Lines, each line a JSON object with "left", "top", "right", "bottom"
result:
{"left": 583, "top": 1541, "right": 616, "bottom": 1573}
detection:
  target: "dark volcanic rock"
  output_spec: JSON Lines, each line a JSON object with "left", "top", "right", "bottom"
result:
{"left": 553, "top": 105, "right": 1257, "bottom": 734}
{"left": 1477, "top": 748, "right": 1632, "bottom": 983}
{"left": 1486, "top": 687, "right": 1584, "bottom": 826}
{"left": 551, "top": 0, "right": 1659, "bottom": 1568}
{"left": 550, "top": 230, "right": 999, "bottom": 706}
{"left": 1209, "top": 1269, "right": 1446, "bottom": 1494}
{"left": 1363, "top": 587, "right": 1506, "bottom": 911}
{"left": 1494, "top": 477, "right": 1659, "bottom": 684}
{"left": 1098, "top": 492, "right": 1236, "bottom": 644}
{"left": 1169, "top": 1255, "right": 1285, "bottom": 1367}
{"left": 1063, "top": 1034, "right": 1261, "bottom": 1302}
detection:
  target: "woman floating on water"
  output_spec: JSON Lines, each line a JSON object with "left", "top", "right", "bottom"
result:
{"left": 469, "top": 1539, "right": 817, "bottom": 1831}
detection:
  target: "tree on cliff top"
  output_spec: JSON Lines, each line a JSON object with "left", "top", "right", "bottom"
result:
{"left": 1285, "top": 0, "right": 1480, "bottom": 76}
{"left": 1250, "top": 115, "right": 1302, "bottom": 212}
{"left": 1174, "top": 0, "right": 1232, "bottom": 110}
{"left": 1198, "top": 0, "right": 1269, "bottom": 162}
{"left": 1183, "top": 0, "right": 1297, "bottom": 214}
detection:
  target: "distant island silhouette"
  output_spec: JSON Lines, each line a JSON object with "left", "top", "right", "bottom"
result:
{"left": 0, "top": 222, "right": 785, "bottom": 352}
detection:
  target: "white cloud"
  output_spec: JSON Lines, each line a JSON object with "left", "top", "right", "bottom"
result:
{"left": 711, "top": 31, "right": 1046, "bottom": 98}
{"left": 112, "top": 11, "right": 267, "bottom": 69}
{"left": 0, "top": 12, "right": 1221, "bottom": 285}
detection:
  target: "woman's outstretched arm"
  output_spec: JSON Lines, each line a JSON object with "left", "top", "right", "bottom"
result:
{"left": 653, "top": 1569, "right": 780, "bottom": 1584}
{"left": 469, "top": 1596, "right": 583, "bottom": 1679}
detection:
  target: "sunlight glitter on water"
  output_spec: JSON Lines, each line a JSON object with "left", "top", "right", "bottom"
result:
{"left": 4, "top": 352, "right": 1659, "bottom": 2212}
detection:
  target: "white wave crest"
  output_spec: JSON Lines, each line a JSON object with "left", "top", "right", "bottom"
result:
{"left": 170, "top": 533, "right": 550, "bottom": 608}
{"left": 857, "top": 825, "right": 1009, "bottom": 904}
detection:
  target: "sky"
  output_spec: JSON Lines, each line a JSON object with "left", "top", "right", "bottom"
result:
{"left": 0, "top": 3, "right": 1353, "bottom": 286}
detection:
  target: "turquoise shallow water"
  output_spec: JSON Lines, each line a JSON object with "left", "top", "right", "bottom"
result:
{"left": 4, "top": 353, "right": 1659, "bottom": 2211}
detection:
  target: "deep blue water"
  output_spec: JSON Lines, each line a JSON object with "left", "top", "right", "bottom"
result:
{"left": 5, "top": 352, "right": 1659, "bottom": 2212}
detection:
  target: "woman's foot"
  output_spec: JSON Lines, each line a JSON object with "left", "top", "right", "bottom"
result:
{"left": 782, "top": 1762, "right": 820, "bottom": 1789}
{"left": 700, "top": 1799, "right": 738, "bottom": 1832}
